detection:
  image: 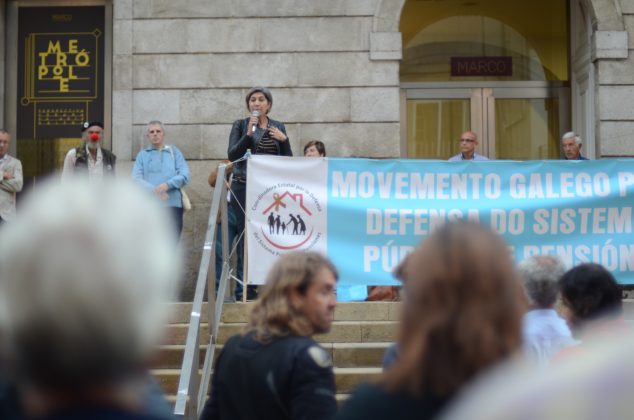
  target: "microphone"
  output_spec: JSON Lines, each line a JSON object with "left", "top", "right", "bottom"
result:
{"left": 251, "top": 110, "right": 260, "bottom": 133}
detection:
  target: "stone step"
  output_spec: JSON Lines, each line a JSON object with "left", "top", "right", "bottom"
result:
{"left": 164, "top": 391, "right": 351, "bottom": 406}
{"left": 152, "top": 367, "right": 382, "bottom": 396}
{"left": 333, "top": 367, "right": 382, "bottom": 393}
{"left": 622, "top": 299, "right": 634, "bottom": 319}
{"left": 164, "top": 301, "right": 402, "bottom": 324}
{"left": 152, "top": 345, "right": 206, "bottom": 369}
{"left": 153, "top": 342, "right": 391, "bottom": 369}
{"left": 161, "top": 324, "right": 210, "bottom": 345}
{"left": 330, "top": 342, "right": 391, "bottom": 368}
{"left": 161, "top": 320, "right": 397, "bottom": 345}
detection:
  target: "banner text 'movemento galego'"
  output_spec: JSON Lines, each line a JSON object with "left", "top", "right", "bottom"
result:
{"left": 331, "top": 171, "right": 634, "bottom": 200}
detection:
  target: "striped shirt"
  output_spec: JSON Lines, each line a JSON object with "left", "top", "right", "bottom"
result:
{"left": 256, "top": 130, "right": 278, "bottom": 155}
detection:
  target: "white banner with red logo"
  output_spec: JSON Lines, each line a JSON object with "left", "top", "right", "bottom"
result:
{"left": 246, "top": 155, "right": 328, "bottom": 284}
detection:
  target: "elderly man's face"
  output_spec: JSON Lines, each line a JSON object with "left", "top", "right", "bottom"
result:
{"left": 147, "top": 124, "right": 165, "bottom": 149}
{"left": 459, "top": 131, "right": 478, "bottom": 156}
{"left": 562, "top": 137, "right": 582, "bottom": 159}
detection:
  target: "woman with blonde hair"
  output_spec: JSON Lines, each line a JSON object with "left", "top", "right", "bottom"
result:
{"left": 336, "top": 222, "right": 527, "bottom": 419}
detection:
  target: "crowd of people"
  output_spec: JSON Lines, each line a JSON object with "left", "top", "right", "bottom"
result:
{"left": 0, "top": 86, "right": 623, "bottom": 419}
{"left": 0, "top": 193, "right": 627, "bottom": 419}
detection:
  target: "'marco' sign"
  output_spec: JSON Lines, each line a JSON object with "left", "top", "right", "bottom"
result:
{"left": 451, "top": 56, "right": 513, "bottom": 77}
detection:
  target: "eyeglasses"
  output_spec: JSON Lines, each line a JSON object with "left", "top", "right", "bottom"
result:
{"left": 460, "top": 138, "right": 476, "bottom": 143}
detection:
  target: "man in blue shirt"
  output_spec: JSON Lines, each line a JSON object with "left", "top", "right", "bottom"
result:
{"left": 133, "top": 120, "right": 190, "bottom": 239}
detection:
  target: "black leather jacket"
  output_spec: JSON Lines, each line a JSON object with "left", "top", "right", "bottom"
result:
{"left": 227, "top": 117, "right": 293, "bottom": 181}
{"left": 201, "top": 332, "right": 336, "bottom": 420}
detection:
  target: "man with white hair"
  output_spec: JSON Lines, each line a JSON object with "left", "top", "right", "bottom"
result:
{"left": 0, "top": 179, "right": 179, "bottom": 419}
{"left": 62, "top": 121, "right": 117, "bottom": 182}
{"left": 561, "top": 131, "right": 589, "bottom": 160}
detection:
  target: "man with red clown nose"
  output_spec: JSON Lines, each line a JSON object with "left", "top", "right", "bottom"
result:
{"left": 62, "top": 121, "right": 116, "bottom": 182}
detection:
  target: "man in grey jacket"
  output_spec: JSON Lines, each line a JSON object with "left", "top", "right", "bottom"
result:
{"left": 0, "top": 129, "right": 23, "bottom": 224}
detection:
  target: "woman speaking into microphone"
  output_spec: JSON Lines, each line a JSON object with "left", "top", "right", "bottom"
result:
{"left": 227, "top": 87, "right": 292, "bottom": 296}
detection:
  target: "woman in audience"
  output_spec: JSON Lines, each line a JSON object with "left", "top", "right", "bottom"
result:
{"left": 335, "top": 222, "right": 527, "bottom": 420}
{"left": 558, "top": 263, "right": 625, "bottom": 341}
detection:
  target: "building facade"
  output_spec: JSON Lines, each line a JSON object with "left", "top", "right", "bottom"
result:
{"left": 1, "top": 0, "right": 632, "bottom": 296}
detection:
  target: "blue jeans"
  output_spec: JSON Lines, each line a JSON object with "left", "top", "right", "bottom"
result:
{"left": 215, "top": 204, "right": 243, "bottom": 299}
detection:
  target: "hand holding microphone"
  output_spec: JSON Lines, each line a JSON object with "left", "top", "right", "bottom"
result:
{"left": 248, "top": 110, "right": 260, "bottom": 135}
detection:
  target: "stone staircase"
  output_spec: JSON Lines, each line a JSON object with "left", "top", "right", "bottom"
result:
{"left": 152, "top": 299, "right": 634, "bottom": 408}
{"left": 152, "top": 301, "right": 400, "bottom": 404}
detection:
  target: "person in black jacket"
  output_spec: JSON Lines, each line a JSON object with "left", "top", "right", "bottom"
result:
{"left": 201, "top": 252, "right": 338, "bottom": 420}
{"left": 227, "top": 86, "right": 292, "bottom": 299}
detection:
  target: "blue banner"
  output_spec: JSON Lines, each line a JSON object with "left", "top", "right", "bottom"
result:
{"left": 327, "top": 158, "right": 634, "bottom": 287}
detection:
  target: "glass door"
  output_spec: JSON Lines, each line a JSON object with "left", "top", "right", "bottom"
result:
{"left": 404, "top": 83, "right": 569, "bottom": 160}
{"left": 406, "top": 98, "right": 470, "bottom": 158}
{"left": 490, "top": 86, "right": 568, "bottom": 160}
{"left": 405, "top": 87, "right": 474, "bottom": 159}
{"left": 13, "top": 5, "right": 107, "bottom": 190}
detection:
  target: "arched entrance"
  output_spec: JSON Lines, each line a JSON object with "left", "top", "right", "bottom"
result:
{"left": 399, "top": 0, "right": 573, "bottom": 160}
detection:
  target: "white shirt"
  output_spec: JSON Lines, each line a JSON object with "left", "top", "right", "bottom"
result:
{"left": 522, "top": 309, "right": 577, "bottom": 367}
{"left": 61, "top": 145, "right": 105, "bottom": 183}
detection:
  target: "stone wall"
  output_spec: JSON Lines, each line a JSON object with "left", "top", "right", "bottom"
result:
{"left": 113, "top": 0, "right": 402, "bottom": 298}
{"left": 596, "top": 0, "right": 632, "bottom": 156}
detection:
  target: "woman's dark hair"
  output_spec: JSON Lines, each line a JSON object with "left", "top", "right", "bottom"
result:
{"left": 559, "top": 263, "right": 622, "bottom": 326}
{"left": 303, "top": 140, "right": 326, "bottom": 157}
{"left": 245, "top": 86, "right": 273, "bottom": 112}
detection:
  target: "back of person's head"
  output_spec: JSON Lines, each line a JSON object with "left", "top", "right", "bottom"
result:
{"left": 559, "top": 263, "right": 622, "bottom": 328}
{"left": 0, "top": 179, "right": 180, "bottom": 393}
{"left": 248, "top": 252, "right": 338, "bottom": 342}
{"left": 386, "top": 222, "right": 526, "bottom": 397}
{"left": 518, "top": 255, "right": 566, "bottom": 309}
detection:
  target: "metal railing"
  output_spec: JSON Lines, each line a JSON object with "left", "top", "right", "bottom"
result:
{"left": 173, "top": 164, "right": 232, "bottom": 419}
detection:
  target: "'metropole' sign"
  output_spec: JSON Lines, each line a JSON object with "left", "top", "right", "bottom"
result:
{"left": 18, "top": 7, "right": 104, "bottom": 138}
{"left": 246, "top": 157, "right": 634, "bottom": 288}
{"left": 451, "top": 56, "right": 512, "bottom": 77}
